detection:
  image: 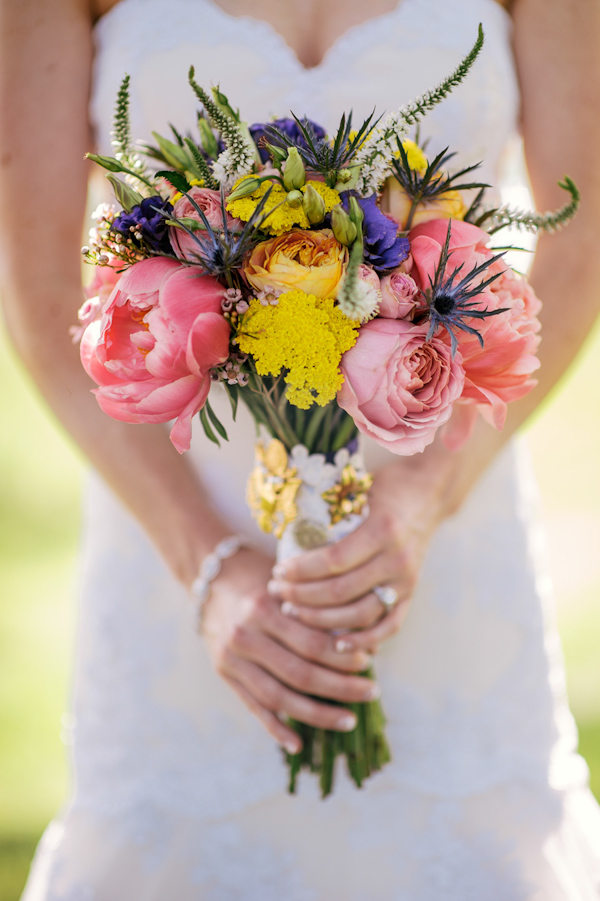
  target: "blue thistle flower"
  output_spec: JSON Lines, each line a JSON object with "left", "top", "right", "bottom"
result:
{"left": 155, "top": 187, "right": 272, "bottom": 280}
{"left": 424, "top": 221, "right": 508, "bottom": 355}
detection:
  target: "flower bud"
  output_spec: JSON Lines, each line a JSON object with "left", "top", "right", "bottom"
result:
{"left": 286, "top": 190, "right": 304, "bottom": 208}
{"left": 85, "top": 152, "right": 126, "bottom": 173}
{"left": 211, "top": 85, "right": 240, "bottom": 122}
{"left": 333, "top": 165, "right": 361, "bottom": 192}
{"left": 331, "top": 204, "right": 357, "bottom": 246}
{"left": 198, "top": 117, "right": 219, "bottom": 159}
{"left": 228, "top": 176, "right": 262, "bottom": 201}
{"left": 263, "top": 142, "right": 288, "bottom": 167}
{"left": 347, "top": 196, "right": 365, "bottom": 232}
{"left": 302, "top": 184, "right": 326, "bottom": 224}
{"left": 167, "top": 216, "right": 204, "bottom": 231}
{"left": 106, "top": 175, "right": 144, "bottom": 212}
{"left": 283, "top": 147, "right": 306, "bottom": 191}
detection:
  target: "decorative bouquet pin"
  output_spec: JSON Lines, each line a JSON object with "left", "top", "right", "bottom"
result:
{"left": 76, "top": 26, "right": 579, "bottom": 797}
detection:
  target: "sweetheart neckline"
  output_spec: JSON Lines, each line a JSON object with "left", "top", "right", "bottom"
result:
{"left": 94, "top": 0, "right": 511, "bottom": 77}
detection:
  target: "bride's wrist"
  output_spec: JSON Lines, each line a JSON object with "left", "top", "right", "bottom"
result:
{"left": 375, "top": 431, "right": 470, "bottom": 528}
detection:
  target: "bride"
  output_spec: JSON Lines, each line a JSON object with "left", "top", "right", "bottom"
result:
{"left": 2, "top": 0, "right": 600, "bottom": 897}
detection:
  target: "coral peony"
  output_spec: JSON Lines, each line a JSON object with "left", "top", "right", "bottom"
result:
{"left": 338, "top": 318, "right": 465, "bottom": 455}
{"left": 408, "top": 219, "right": 541, "bottom": 447}
{"left": 244, "top": 228, "right": 347, "bottom": 299}
{"left": 170, "top": 187, "right": 240, "bottom": 261}
{"left": 71, "top": 262, "right": 122, "bottom": 343}
{"left": 80, "top": 256, "right": 230, "bottom": 452}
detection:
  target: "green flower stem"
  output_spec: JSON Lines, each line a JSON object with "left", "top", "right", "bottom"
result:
{"left": 244, "top": 371, "right": 297, "bottom": 448}
{"left": 236, "top": 381, "right": 390, "bottom": 796}
{"left": 317, "top": 403, "right": 335, "bottom": 453}
{"left": 283, "top": 667, "right": 390, "bottom": 798}
{"left": 404, "top": 194, "right": 421, "bottom": 232}
{"left": 331, "top": 410, "right": 359, "bottom": 452}
{"left": 302, "top": 404, "right": 329, "bottom": 452}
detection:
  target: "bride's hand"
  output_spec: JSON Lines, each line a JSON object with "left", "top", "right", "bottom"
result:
{"left": 200, "top": 547, "right": 379, "bottom": 754}
{"left": 266, "top": 457, "right": 450, "bottom": 653}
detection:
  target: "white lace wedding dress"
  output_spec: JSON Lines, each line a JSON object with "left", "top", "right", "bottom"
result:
{"left": 22, "top": 0, "right": 600, "bottom": 898}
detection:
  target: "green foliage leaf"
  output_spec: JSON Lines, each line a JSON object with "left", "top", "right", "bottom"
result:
{"left": 199, "top": 405, "right": 221, "bottom": 445}
{"left": 155, "top": 170, "right": 191, "bottom": 194}
{"left": 205, "top": 398, "right": 229, "bottom": 441}
{"left": 227, "top": 383, "right": 239, "bottom": 421}
{"left": 151, "top": 131, "right": 190, "bottom": 169}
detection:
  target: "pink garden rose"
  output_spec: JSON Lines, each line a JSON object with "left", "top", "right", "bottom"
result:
{"left": 379, "top": 268, "right": 422, "bottom": 320}
{"left": 170, "top": 187, "right": 240, "bottom": 261}
{"left": 80, "top": 256, "right": 230, "bottom": 453}
{"left": 357, "top": 264, "right": 381, "bottom": 293}
{"left": 408, "top": 219, "right": 541, "bottom": 448}
{"left": 338, "top": 318, "right": 465, "bottom": 455}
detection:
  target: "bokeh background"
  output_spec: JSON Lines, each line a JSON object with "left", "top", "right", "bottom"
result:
{"left": 1, "top": 281, "right": 600, "bottom": 898}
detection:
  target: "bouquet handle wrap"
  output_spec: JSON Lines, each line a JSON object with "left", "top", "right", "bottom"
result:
{"left": 248, "top": 436, "right": 391, "bottom": 797}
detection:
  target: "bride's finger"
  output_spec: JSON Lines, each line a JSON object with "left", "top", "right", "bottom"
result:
{"left": 223, "top": 673, "right": 303, "bottom": 754}
{"left": 281, "top": 592, "right": 385, "bottom": 632}
{"left": 266, "top": 606, "right": 372, "bottom": 672}
{"left": 332, "top": 597, "right": 411, "bottom": 653}
{"left": 229, "top": 658, "right": 361, "bottom": 733}
{"left": 268, "top": 550, "right": 409, "bottom": 608}
{"left": 272, "top": 512, "right": 388, "bottom": 583}
{"left": 235, "top": 631, "right": 379, "bottom": 704}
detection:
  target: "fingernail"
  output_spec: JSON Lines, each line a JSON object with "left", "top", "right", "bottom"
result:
{"left": 272, "top": 563, "right": 287, "bottom": 579}
{"left": 365, "top": 683, "right": 381, "bottom": 701}
{"left": 281, "top": 601, "right": 298, "bottom": 618}
{"left": 267, "top": 580, "right": 284, "bottom": 596}
{"left": 283, "top": 740, "right": 300, "bottom": 755}
{"left": 335, "top": 638, "right": 352, "bottom": 653}
{"left": 338, "top": 713, "right": 357, "bottom": 731}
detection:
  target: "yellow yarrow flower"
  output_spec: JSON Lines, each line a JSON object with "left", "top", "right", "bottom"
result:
{"left": 237, "top": 289, "right": 359, "bottom": 409}
{"left": 227, "top": 179, "right": 341, "bottom": 236}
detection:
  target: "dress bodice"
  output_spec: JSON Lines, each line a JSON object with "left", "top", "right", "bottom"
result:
{"left": 91, "top": 0, "right": 519, "bottom": 186}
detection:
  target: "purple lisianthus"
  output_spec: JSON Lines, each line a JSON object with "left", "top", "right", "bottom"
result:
{"left": 111, "top": 195, "right": 174, "bottom": 254}
{"left": 250, "top": 117, "right": 327, "bottom": 163}
{"left": 343, "top": 193, "right": 410, "bottom": 273}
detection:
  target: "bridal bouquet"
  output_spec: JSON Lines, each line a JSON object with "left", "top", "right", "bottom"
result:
{"left": 76, "top": 26, "right": 579, "bottom": 797}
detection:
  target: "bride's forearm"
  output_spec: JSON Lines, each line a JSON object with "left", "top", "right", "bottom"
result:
{"left": 3, "top": 285, "right": 234, "bottom": 587}
{"left": 1, "top": 0, "right": 235, "bottom": 588}
{"left": 386, "top": 222, "right": 600, "bottom": 526}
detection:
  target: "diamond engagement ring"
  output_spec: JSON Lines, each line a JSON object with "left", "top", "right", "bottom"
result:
{"left": 373, "top": 585, "right": 399, "bottom": 611}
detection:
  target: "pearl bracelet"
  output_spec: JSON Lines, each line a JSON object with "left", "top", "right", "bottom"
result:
{"left": 190, "top": 535, "right": 247, "bottom": 631}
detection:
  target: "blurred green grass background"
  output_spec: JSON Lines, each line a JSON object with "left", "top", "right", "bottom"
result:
{"left": 0, "top": 316, "right": 599, "bottom": 900}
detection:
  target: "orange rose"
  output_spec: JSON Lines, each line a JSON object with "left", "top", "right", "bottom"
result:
{"left": 244, "top": 229, "right": 348, "bottom": 299}
{"left": 381, "top": 178, "right": 467, "bottom": 230}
